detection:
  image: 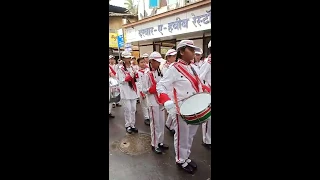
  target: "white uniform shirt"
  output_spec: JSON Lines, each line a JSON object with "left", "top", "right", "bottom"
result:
{"left": 190, "top": 63, "right": 200, "bottom": 75}
{"left": 116, "top": 65, "right": 138, "bottom": 100}
{"left": 132, "top": 65, "right": 139, "bottom": 72}
{"left": 195, "top": 60, "right": 204, "bottom": 68}
{"left": 161, "top": 62, "right": 171, "bottom": 75}
{"left": 144, "top": 70, "right": 163, "bottom": 106}
{"left": 156, "top": 61, "right": 204, "bottom": 107}
{"left": 135, "top": 69, "right": 147, "bottom": 98}
{"left": 199, "top": 56, "right": 211, "bottom": 86}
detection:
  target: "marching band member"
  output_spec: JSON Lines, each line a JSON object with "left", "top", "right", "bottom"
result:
{"left": 135, "top": 57, "right": 150, "bottom": 126}
{"left": 131, "top": 56, "right": 140, "bottom": 104}
{"left": 162, "top": 49, "right": 177, "bottom": 135}
{"left": 116, "top": 51, "right": 139, "bottom": 134}
{"left": 131, "top": 57, "right": 140, "bottom": 71}
{"left": 194, "top": 48, "right": 204, "bottom": 69}
{"left": 142, "top": 53, "right": 150, "bottom": 68}
{"left": 162, "top": 49, "right": 177, "bottom": 75}
{"left": 199, "top": 41, "right": 211, "bottom": 149}
{"left": 109, "top": 55, "right": 117, "bottom": 118}
{"left": 109, "top": 55, "right": 121, "bottom": 108}
{"left": 143, "top": 52, "right": 169, "bottom": 154}
{"left": 156, "top": 40, "right": 210, "bottom": 174}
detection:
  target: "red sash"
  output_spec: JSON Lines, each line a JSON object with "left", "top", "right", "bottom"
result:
{"left": 120, "top": 67, "right": 137, "bottom": 93}
{"left": 109, "top": 65, "right": 116, "bottom": 76}
{"left": 147, "top": 72, "right": 161, "bottom": 105}
{"left": 173, "top": 62, "right": 200, "bottom": 93}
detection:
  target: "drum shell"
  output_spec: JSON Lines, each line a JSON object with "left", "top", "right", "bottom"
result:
{"left": 109, "top": 77, "right": 120, "bottom": 103}
{"left": 181, "top": 106, "right": 211, "bottom": 125}
{"left": 110, "top": 94, "right": 121, "bottom": 103}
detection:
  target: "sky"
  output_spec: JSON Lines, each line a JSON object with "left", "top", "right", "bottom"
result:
{"left": 109, "top": 0, "right": 138, "bottom": 8}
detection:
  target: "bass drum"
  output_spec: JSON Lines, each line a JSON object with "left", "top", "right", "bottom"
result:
{"left": 179, "top": 93, "right": 211, "bottom": 125}
{"left": 109, "top": 77, "right": 121, "bottom": 103}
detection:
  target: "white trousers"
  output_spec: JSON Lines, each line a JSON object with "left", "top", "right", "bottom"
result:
{"left": 202, "top": 118, "right": 211, "bottom": 144}
{"left": 109, "top": 103, "right": 112, "bottom": 114}
{"left": 123, "top": 99, "right": 137, "bottom": 128}
{"left": 149, "top": 106, "right": 165, "bottom": 148}
{"left": 172, "top": 114, "right": 199, "bottom": 163}
{"left": 165, "top": 115, "right": 175, "bottom": 130}
{"left": 139, "top": 97, "right": 149, "bottom": 119}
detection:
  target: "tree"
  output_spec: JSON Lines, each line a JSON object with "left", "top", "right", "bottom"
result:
{"left": 124, "top": 0, "right": 138, "bottom": 15}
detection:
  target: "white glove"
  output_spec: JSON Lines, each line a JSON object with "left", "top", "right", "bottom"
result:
{"left": 142, "top": 89, "right": 148, "bottom": 94}
{"left": 164, "top": 100, "right": 176, "bottom": 115}
{"left": 130, "top": 72, "right": 135, "bottom": 78}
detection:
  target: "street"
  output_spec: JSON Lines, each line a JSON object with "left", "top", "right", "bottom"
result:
{"left": 109, "top": 103, "right": 212, "bottom": 180}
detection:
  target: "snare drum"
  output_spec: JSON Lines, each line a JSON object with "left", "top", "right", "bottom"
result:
{"left": 109, "top": 77, "right": 120, "bottom": 103}
{"left": 179, "top": 93, "right": 211, "bottom": 125}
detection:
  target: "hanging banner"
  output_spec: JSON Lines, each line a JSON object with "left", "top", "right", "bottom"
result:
{"left": 109, "top": 33, "right": 118, "bottom": 48}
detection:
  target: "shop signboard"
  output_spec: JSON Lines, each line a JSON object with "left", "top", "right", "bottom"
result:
{"left": 109, "top": 33, "right": 118, "bottom": 48}
{"left": 125, "top": 5, "right": 211, "bottom": 43}
{"left": 117, "top": 29, "right": 124, "bottom": 48}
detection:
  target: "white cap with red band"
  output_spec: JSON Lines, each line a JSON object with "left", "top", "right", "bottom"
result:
{"left": 165, "top": 49, "right": 177, "bottom": 58}
{"left": 142, "top": 53, "right": 149, "bottom": 58}
{"left": 177, "top": 40, "right": 200, "bottom": 51}
{"left": 195, "top": 48, "right": 203, "bottom": 55}
{"left": 149, "top": 51, "right": 165, "bottom": 63}
{"left": 121, "top": 51, "right": 132, "bottom": 58}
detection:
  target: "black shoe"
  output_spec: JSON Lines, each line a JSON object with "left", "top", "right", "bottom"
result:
{"left": 187, "top": 159, "right": 197, "bottom": 169}
{"left": 202, "top": 142, "right": 211, "bottom": 149}
{"left": 158, "top": 143, "right": 169, "bottom": 150}
{"left": 112, "top": 104, "right": 116, "bottom": 108}
{"left": 137, "top": 100, "right": 140, "bottom": 104}
{"left": 131, "top": 127, "right": 138, "bottom": 133}
{"left": 151, "top": 146, "right": 162, "bottom": 154}
{"left": 176, "top": 162, "right": 195, "bottom": 174}
{"left": 170, "top": 129, "right": 175, "bottom": 135}
{"left": 144, "top": 119, "right": 150, "bottom": 125}
{"left": 116, "top": 104, "right": 121, "bottom": 107}
{"left": 109, "top": 114, "right": 115, "bottom": 118}
{"left": 126, "top": 127, "right": 132, "bottom": 134}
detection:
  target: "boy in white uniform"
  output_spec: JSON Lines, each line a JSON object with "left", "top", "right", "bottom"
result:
{"left": 162, "top": 49, "right": 177, "bottom": 135}
{"left": 194, "top": 48, "right": 204, "bottom": 68}
{"left": 109, "top": 55, "right": 122, "bottom": 108}
{"left": 116, "top": 51, "right": 139, "bottom": 134}
{"left": 135, "top": 57, "right": 150, "bottom": 125}
{"left": 142, "top": 52, "right": 169, "bottom": 154}
{"left": 109, "top": 55, "right": 116, "bottom": 118}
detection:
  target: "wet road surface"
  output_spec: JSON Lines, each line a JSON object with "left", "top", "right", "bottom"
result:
{"left": 109, "top": 102, "right": 211, "bottom": 180}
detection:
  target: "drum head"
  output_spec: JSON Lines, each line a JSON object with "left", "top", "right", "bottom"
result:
{"left": 180, "top": 93, "right": 211, "bottom": 116}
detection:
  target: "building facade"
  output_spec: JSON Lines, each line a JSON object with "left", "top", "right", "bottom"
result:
{"left": 123, "top": 0, "right": 211, "bottom": 58}
{"left": 109, "top": 5, "right": 138, "bottom": 59}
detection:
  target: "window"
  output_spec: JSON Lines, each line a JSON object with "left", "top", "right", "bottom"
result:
{"left": 167, "top": 0, "right": 177, "bottom": 5}
{"left": 149, "top": 0, "right": 159, "bottom": 8}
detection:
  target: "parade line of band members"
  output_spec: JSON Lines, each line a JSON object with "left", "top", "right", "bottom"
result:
{"left": 109, "top": 40, "right": 211, "bottom": 174}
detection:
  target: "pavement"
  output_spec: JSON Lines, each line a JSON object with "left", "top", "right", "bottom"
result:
{"left": 109, "top": 102, "right": 211, "bottom": 180}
